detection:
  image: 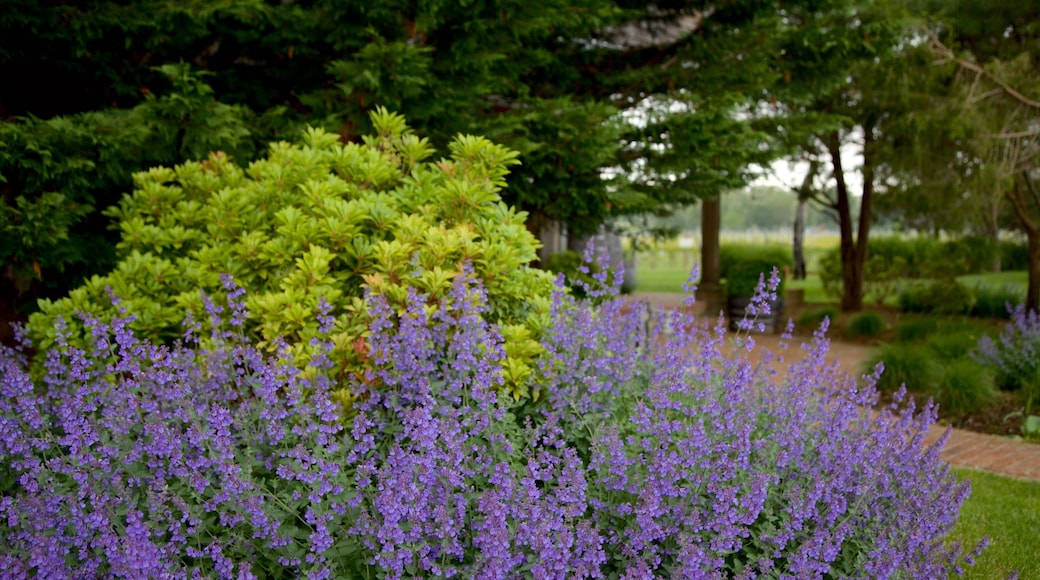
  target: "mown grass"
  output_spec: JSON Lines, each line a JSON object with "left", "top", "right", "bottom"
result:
{"left": 959, "top": 270, "right": 1029, "bottom": 290}
{"left": 634, "top": 267, "right": 698, "bottom": 293}
{"left": 952, "top": 468, "right": 1040, "bottom": 580}
{"left": 633, "top": 246, "right": 1028, "bottom": 310}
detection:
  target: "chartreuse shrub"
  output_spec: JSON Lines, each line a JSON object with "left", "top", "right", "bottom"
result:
{"left": 27, "top": 109, "right": 555, "bottom": 403}
{"left": 0, "top": 269, "right": 983, "bottom": 578}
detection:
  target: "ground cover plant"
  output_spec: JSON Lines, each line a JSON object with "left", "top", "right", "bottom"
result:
{"left": 0, "top": 258, "right": 985, "bottom": 578}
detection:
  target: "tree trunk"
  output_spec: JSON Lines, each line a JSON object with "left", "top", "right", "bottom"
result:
{"left": 826, "top": 131, "right": 864, "bottom": 312}
{"left": 1028, "top": 233, "right": 1040, "bottom": 313}
{"left": 792, "top": 199, "right": 807, "bottom": 280}
{"left": 856, "top": 123, "right": 876, "bottom": 303}
{"left": 1009, "top": 173, "right": 1040, "bottom": 313}
{"left": 791, "top": 161, "right": 820, "bottom": 282}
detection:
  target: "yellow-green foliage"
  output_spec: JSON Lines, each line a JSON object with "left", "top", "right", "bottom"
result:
{"left": 29, "top": 108, "right": 555, "bottom": 404}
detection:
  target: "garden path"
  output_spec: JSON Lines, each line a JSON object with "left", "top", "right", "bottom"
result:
{"left": 630, "top": 292, "right": 1040, "bottom": 482}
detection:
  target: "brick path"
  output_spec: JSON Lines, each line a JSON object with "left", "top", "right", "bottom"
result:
{"left": 631, "top": 293, "right": 1040, "bottom": 482}
{"left": 925, "top": 425, "right": 1040, "bottom": 480}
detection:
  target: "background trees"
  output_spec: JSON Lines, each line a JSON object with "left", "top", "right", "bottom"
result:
{"left": 874, "top": 0, "right": 1040, "bottom": 310}
{"left": 12, "top": 0, "right": 1039, "bottom": 334}
{"left": 2, "top": 0, "right": 888, "bottom": 334}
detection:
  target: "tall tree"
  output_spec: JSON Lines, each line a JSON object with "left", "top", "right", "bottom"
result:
{"left": 765, "top": 0, "right": 906, "bottom": 311}
{"left": 888, "top": 0, "right": 1040, "bottom": 309}
{"left": 927, "top": 32, "right": 1040, "bottom": 309}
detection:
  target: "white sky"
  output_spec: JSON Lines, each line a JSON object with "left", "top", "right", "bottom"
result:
{"left": 750, "top": 129, "right": 865, "bottom": 196}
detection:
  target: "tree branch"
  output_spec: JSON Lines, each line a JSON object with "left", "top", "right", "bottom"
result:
{"left": 926, "top": 28, "right": 1040, "bottom": 111}
{"left": 983, "top": 128, "right": 1040, "bottom": 139}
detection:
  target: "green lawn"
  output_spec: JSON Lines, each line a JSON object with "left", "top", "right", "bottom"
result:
{"left": 633, "top": 266, "right": 1029, "bottom": 308}
{"left": 959, "top": 270, "right": 1029, "bottom": 291}
{"left": 634, "top": 267, "right": 698, "bottom": 293}
{"left": 951, "top": 468, "right": 1040, "bottom": 580}
{"left": 632, "top": 268, "right": 837, "bottom": 303}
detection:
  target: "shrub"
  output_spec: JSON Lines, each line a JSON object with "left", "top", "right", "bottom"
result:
{"left": 872, "top": 236, "right": 945, "bottom": 277}
{"left": 818, "top": 235, "right": 1005, "bottom": 306}
{"left": 721, "top": 244, "right": 791, "bottom": 298}
{"left": 944, "top": 235, "right": 1000, "bottom": 274}
{"left": 926, "top": 329, "right": 988, "bottom": 361}
{"left": 896, "top": 317, "right": 939, "bottom": 343}
{"left": 1000, "top": 240, "right": 1030, "bottom": 271}
{"left": 26, "top": 109, "right": 556, "bottom": 402}
{"left": 818, "top": 247, "right": 909, "bottom": 305}
{"left": 725, "top": 260, "right": 786, "bottom": 297}
{"left": 797, "top": 306, "right": 839, "bottom": 328}
{"left": 845, "top": 310, "right": 887, "bottom": 339}
{"left": 0, "top": 273, "right": 981, "bottom": 578}
{"left": 927, "top": 359, "right": 998, "bottom": 419}
{"left": 1, "top": 64, "right": 263, "bottom": 318}
{"left": 719, "top": 243, "right": 792, "bottom": 281}
{"left": 974, "top": 306, "right": 1040, "bottom": 395}
{"left": 969, "top": 283, "right": 1024, "bottom": 319}
{"left": 865, "top": 342, "right": 943, "bottom": 394}
{"left": 973, "top": 306, "right": 1040, "bottom": 438}
{"left": 897, "top": 280, "right": 976, "bottom": 315}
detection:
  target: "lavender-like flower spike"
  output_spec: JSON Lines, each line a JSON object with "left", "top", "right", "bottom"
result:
{"left": 682, "top": 263, "right": 700, "bottom": 308}
{"left": 575, "top": 240, "right": 621, "bottom": 299}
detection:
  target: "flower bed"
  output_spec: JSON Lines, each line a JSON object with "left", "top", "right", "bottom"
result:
{"left": 0, "top": 267, "right": 983, "bottom": 578}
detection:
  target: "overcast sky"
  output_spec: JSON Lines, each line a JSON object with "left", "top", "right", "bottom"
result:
{"left": 751, "top": 129, "right": 865, "bottom": 196}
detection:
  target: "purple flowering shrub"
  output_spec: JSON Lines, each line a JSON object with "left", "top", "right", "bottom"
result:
{"left": 974, "top": 305, "right": 1040, "bottom": 392}
{"left": 974, "top": 305, "right": 1040, "bottom": 436}
{"left": 1, "top": 267, "right": 982, "bottom": 578}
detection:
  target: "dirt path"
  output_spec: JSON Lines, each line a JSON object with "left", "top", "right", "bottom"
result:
{"left": 631, "top": 293, "right": 1040, "bottom": 481}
